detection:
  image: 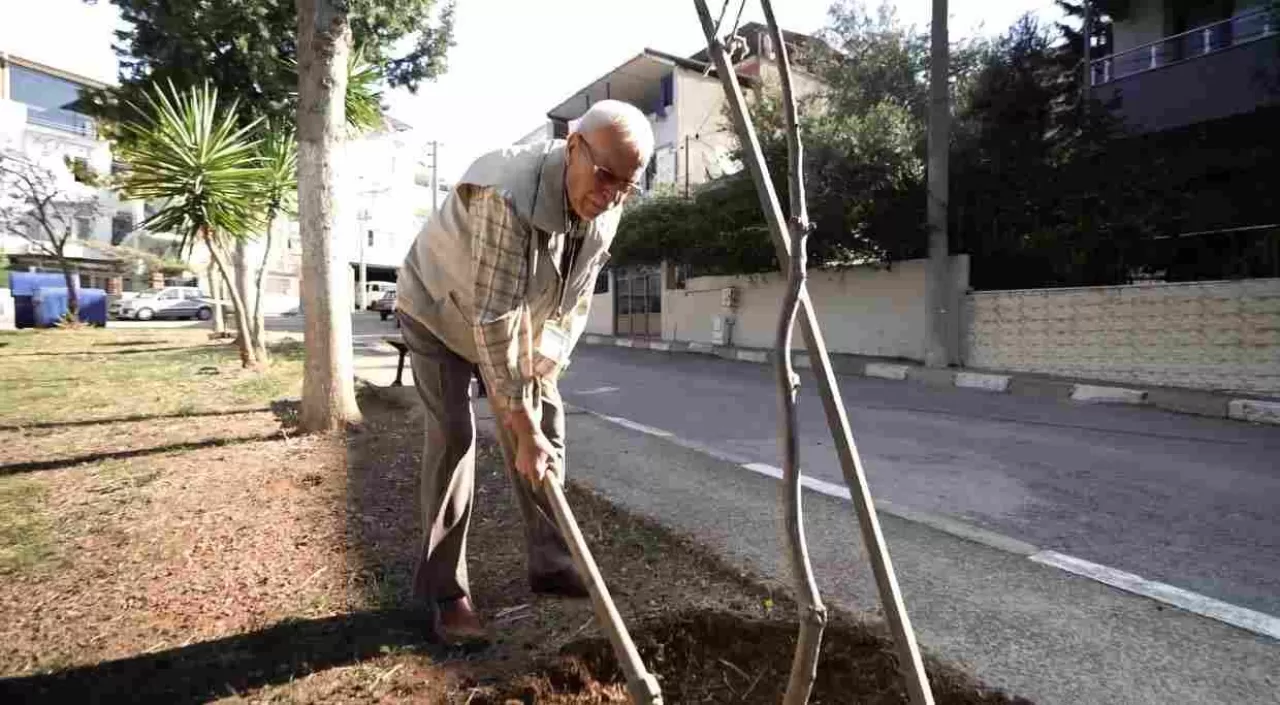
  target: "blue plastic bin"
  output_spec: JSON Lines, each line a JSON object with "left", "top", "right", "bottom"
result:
{"left": 32, "top": 286, "right": 108, "bottom": 327}
{"left": 10, "top": 272, "right": 70, "bottom": 329}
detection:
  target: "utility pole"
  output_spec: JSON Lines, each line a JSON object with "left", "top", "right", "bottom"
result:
{"left": 684, "top": 134, "right": 691, "bottom": 198}
{"left": 359, "top": 225, "right": 368, "bottom": 310}
{"left": 1082, "top": 0, "right": 1093, "bottom": 103}
{"left": 923, "top": 0, "right": 952, "bottom": 368}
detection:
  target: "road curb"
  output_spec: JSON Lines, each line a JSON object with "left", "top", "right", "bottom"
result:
{"left": 580, "top": 334, "right": 1280, "bottom": 426}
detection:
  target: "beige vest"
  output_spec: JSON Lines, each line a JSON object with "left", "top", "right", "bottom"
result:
{"left": 397, "top": 140, "right": 617, "bottom": 363}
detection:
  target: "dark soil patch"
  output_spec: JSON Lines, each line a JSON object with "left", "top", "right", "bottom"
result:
{"left": 484, "top": 610, "right": 1031, "bottom": 704}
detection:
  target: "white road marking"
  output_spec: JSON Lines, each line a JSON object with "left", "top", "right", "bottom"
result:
{"left": 573, "top": 386, "right": 621, "bottom": 396}
{"left": 1031, "top": 551, "right": 1280, "bottom": 641}
{"left": 577, "top": 408, "right": 1280, "bottom": 641}
{"left": 598, "top": 415, "right": 672, "bottom": 437}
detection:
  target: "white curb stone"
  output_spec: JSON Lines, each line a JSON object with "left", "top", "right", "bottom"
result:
{"left": 737, "top": 350, "right": 768, "bottom": 363}
{"left": 615, "top": 338, "right": 634, "bottom": 348}
{"left": 649, "top": 341, "right": 671, "bottom": 352}
{"left": 1070, "top": 384, "right": 1147, "bottom": 404}
{"left": 955, "top": 372, "right": 1012, "bottom": 392}
{"left": 584, "top": 334, "right": 604, "bottom": 345}
{"left": 864, "top": 363, "right": 909, "bottom": 381}
{"left": 687, "top": 342, "right": 714, "bottom": 354}
{"left": 1227, "top": 399, "right": 1280, "bottom": 425}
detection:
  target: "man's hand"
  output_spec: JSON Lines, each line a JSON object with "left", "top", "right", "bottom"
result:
{"left": 515, "top": 427, "right": 559, "bottom": 483}
{"left": 504, "top": 407, "right": 559, "bottom": 483}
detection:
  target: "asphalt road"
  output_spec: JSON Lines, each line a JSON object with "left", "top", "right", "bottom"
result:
{"left": 557, "top": 344, "right": 1280, "bottom": 618}
{"left": 555, "top": 409, "right": 1280, "bottom": 705}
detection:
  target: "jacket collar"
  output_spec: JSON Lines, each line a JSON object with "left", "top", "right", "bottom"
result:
{"left": 529, "top": 141, "right": 573, "bottom": 235}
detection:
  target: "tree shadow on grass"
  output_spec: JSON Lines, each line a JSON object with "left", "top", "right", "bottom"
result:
{"left": 0, "top": 609, "right": 474, "bottom": 704}
{"left": 0, "top": 407, "right": 275, "bottom": 432}
{"left": 0, "top": 434, "right": 283, "bottom": 476}
{"left": 3, "top": 346, "right": 200, "bottom": 358}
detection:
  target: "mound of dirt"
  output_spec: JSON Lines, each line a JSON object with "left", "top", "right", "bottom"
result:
{"left": 473, "top": 609, "right": 1031, "bottom": 704}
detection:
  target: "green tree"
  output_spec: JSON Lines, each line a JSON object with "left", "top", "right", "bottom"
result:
{"left": 115, "top": 81, "right": 265, "bottom": 367}
{"left": 83, "top": 0, "right": 454, "bottom": 130}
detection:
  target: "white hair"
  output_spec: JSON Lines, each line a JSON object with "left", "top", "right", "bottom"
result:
{"left": 573, "top": 99, "right": 655, "bottom": 164}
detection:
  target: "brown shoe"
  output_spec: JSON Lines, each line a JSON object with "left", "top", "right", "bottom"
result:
{"left": 431, "top": 596, "right": 488, "bottom": 645}
{"left": 530, "top": 569, "right": 590, "bottom": 599}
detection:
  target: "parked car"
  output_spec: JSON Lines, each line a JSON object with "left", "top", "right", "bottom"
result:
{"left": 371, "top": 290, "right": 397, "bottom": 321}
{"left": 111, "top": 286, "right": 215, "bottom": 321}
{"left": 362, "top": 281, "right": 396, "bottom": 310}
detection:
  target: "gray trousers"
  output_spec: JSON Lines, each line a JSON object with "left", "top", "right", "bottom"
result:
{"left": 399, "top": 314, "right": 575, "bottom": 604}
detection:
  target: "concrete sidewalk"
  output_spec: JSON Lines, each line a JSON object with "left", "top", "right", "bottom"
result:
{"left": 557, "top": 410, "right": 1279, "bottom": 705}
{"left": 581, "top": 334, "right": 1280, "bottom": 426}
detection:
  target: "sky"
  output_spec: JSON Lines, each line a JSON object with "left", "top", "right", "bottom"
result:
{"left": 2, "top": 0, "right": 1061, "bottom": 180}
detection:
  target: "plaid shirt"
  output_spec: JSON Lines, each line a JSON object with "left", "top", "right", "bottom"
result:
{"left": 463, "top": 184, "right": 585, "bottom": 413}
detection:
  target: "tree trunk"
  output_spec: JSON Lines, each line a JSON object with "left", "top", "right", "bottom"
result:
{"left": 762, "top": 3, "right": 827, "bottom": 702}
{"left": 206, "top": 234, "right": 259, "bottom": 368}
{"left": 923, "top": 0, "right": 953, "bottom": 368}
{"left": 234, "top": 237, "right": 268, "bottom": 362}
{"left": 692, "top": 2, "right": 935, "bottom": 703}
{"left": 58, "top": 259, "right": 80, "bottom": 321}
{"left": 252, "top": 214, "right": 275, "bottom": 361}
{"left": 211, "top": 264, "right": 227, "bottom": 336}
{"left": 296, "top": 0, "right": 362, "bottom": 431}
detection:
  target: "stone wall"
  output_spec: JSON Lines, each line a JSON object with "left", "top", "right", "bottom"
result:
{"left": 965, "top": 278, "right": 1280, "bottom": 394}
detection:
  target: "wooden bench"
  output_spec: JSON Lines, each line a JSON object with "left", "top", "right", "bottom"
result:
{"left": 384, "top": 337, "right": 410, "bottom": 386}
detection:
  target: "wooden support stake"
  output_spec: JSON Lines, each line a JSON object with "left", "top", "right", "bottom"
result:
{"left": 543, "top": 475, "right": 663, "bottom": 704}
{"left": 692, "top": 1, "right": 934, "bottom": 702}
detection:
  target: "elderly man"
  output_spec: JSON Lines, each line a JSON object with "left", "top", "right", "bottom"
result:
{"left": 396, "top": 100, "right": 654, "bottom": 643}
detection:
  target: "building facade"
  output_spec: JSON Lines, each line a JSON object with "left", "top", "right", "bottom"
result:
{"left": 1090, "top": 0, "right": 1279, "bottom": 132}
{"left": 0, "top": 54, "right": 182, "bottom": 293}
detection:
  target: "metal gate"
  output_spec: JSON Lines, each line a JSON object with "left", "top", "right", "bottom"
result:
{"left": 614, "top": 266, "right": 662, "bottom": 337}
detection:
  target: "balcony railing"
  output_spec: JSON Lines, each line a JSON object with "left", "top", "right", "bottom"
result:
{"left": 25, "top": 107, "right": 96, "bottom": 138}
{"left": 1090, "top": 7, "right": 1276, "bottom": 85}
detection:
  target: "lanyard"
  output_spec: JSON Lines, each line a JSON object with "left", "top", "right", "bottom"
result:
{"left": 525, "top": 143, "right": 582, "bottom": 321}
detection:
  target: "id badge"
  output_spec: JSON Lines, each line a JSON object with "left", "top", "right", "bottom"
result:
{"left": 534, "top": 319, "right": 572, "bottom": 378}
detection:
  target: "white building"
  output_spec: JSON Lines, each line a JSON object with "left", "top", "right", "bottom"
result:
{"left": 0, "top": 54, "right": 183, "bottom": 293}
{"left": 0, "top": 52, "right": 442, "bottom": 315}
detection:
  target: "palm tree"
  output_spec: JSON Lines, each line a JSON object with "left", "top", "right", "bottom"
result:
{"left": 250, "top": 121, "right": 298, "bottom": 358}
{"left": 115, "top": 81, "right": 264, "bottom": 368}
{"left": 345, "top": 45, "right": 385, "bottom": 134}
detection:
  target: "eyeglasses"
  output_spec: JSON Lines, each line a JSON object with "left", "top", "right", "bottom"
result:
{"left": 577, "top": 137, "right": 644, "bottom": 200}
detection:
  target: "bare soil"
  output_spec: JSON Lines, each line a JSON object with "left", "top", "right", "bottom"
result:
{"left": 0, "top": 329, "right": 1031, "bottom": 704}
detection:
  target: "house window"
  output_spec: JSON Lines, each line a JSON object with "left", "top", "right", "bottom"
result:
{"left": 594, "top": 269, "right": 610, "bottom": 295}
{"left": 74, "top": 216, "right": 92, "bottom": 239}
{"left": 9, "top": 65, "right": 95, "bottom": 136}
{"left": 111, "top": 212, "right": 134, "bottom": 244}
{"left": 367, "top": 230, "right": 375, "bottom": 247}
